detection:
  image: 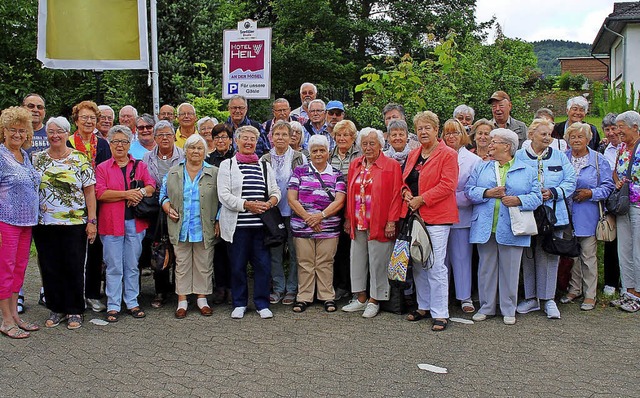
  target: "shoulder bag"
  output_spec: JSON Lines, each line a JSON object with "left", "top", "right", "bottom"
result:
{"left": 606, "top": 139, "right": 640, "bottom": 215}
{"left": 595, "top": 156, "right": 616, "bottom": 241}
{"left": 150, "top": 211, "right": 175, "bottom": 272}
{"left": 388, "top": 212, "right": 412, "bottom": 282}
{"left": 541, "top": 188, "right": 581, "bottom": 257}
{"left": 495, "top": 162, "right": 537, "bottom": 236}
{"left": 129, "top": 160, "right": 160, "bottom": 219}
{"left": 258, "top": 161, "right": 287, "bottom": 247}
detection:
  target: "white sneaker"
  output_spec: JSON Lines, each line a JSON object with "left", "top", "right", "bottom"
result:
{"left": 341, "top": 299, "right": 367, "bottom": 312}
{"left": 544, "top": 300, "right": 561, "bottom": 319}
{"left": 257, "top": 308, "right": 273, "bottom": 319}
{"left": 86, "top": 298, "right": 106, "bottom": 312}
{"left": 516, "top": 298, "right": 540, "bottom": 314}
{"left": 603, "top": 285, "right": 616, "bottom": 297}
{"left": 362, "top": 302, "right": 380, "bottom": 318}
{"left": 231, "top": 306, "right": 247, "bottom": 319}
{"left": 472, "top": 312, "right": 487, "bottom": 322}
{"left": 503, "top": 316, "right": 516, "bottom": 325}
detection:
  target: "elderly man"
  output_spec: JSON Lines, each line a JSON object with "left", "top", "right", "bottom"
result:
{"left": 263, "top": 98, "right": 298, "bottom": 144}
{"left": 158, "top": 104, "right": 176, "bottom": 123}
{"left": 552, "top": 96, "right": 600, "bottom": 150}
{"left": 291, "top": 82, "right": 317, "bottom": 125}
{"left": 226, "top": 95, "right": 270, "bottom": 156}
{"left": 325, "top": 100, "right": 345, "bottom": 139}
{"left": 175, "top": 102, "right": 197, "bottom": 148}
{"left": 303, "top": 99, "right": 334, "bottom": 150}
{"left": 23, "top": 93, "right": 48, "bottom": 154}
{"left": 97, "top": 105, "right": 115, "bottom": 139}
{"left": 129, "top": 114, "right": 157, "bottom": 159}
{"left": 487, "top": 91, "right": 528, "bottom": 147}
{"left": 119, "top": 105, "right": 138, "bottom": 140}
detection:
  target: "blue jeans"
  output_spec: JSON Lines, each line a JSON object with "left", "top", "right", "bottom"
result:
{"left": 270, "top": 217, "right": 297, "bottom": 294}
{"left": 227, "top": 228, "right": 271, "bottom": 310}
{"left": 101, "top": 219, "right": 145, "bottom": 312}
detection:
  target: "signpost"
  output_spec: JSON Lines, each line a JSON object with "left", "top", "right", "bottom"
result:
{"left": 222, "top": 19, "right": 272, "bottom": 99}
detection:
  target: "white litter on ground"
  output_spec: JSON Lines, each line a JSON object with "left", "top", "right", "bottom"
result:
{"left": 418, "top": 363, "right": 448, "bottom": 374}
{"left": 89, "top": 319, "right": 109, "bottom": 326}
{"left": 449, "top": 317, "right": 474, "bottom": 325}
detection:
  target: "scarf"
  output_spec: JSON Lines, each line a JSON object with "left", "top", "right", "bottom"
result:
{"left": 525, "top": 145, "right": 549, "bottom": 184}
{"left": 270, "top": 147, "right": 294, "bottom": 186}
{"left": 72, "top": 132, "right": 98, "bottom": 169}
{"left": 384, "top": 145, "right": 410, "bottom": 166}
{"left": 236, "top": 153, "right": 259, "bottom": 164}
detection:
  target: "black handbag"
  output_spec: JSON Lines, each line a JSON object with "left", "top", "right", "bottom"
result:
{"left": 258, "top": 161, "right": 287, "bottom": 247}
{"left": 380, "top": 279, "right": 409, "bottom": 315}
{"left": 129, "top": 160, "right": 160, "bottom": 219}
{"left": 541, "top": 189, "right": 581, "bottom": 257}
{"left": 606, "top": 139, "right": 640, "bottom": 215}
{"left": 150, "top": 211, "right": 175, "bottom": 273}
{"left": 534, "top": 205, "right": 557, "bottom": 236}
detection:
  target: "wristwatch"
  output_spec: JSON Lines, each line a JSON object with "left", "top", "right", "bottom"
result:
{"left": 139, "top": 187, "right": 147, "bottom": 196}
{"left": 88, "top": 218, "right": 97, "bottom": 225}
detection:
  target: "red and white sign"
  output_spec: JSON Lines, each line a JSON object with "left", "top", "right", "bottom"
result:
{"left": 223, "top": 20, "right": 271, "bottom": 99}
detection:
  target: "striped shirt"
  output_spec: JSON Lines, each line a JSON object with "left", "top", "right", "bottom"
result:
{"left": 237, "top": 163, "right": 266, "bottom": 228}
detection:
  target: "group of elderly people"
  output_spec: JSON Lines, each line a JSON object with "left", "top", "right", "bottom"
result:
{"left": 1, "top": 93, "right": 640, "bottom": 338}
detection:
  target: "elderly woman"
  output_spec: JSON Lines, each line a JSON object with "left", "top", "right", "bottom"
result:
{"left": 453, "top": 104, "right": 475, "bottom": 131}
{"left": 470, "top": 119, "right": 493, "bottom": 160}
{"left": 329, "top": 119, "right": 360, "bottom": 299}
{"left": 197, "top": 116, "right": 219, "bottom": 154}
{"left": 288, "top": 135, "right": 346, "bottom": 312}
{"left": 400, "top": 112, "right": 458, "bottom": 331}
{"left": 552, "top": 96, "right": 600, "bottom": 150}
{"left": 96, "top": 125, "right": 155, "bottom": 322}
{"left": 442, "top": 118, "right": 482, "bottom": 313}
{"left": 160, "top": 134, "right": 218, "bottom": 318}
{"left": 129, "top": 114, "right": 156, "bottom": 159}
{"left": 289, "top": 121, "right": 309, "bottom": 157}
{"left": 535, "top": 108, "right": 555, "bottom": 123}
{"left": 558, "top": 122, "right": 614, "bottom": 310}
{"left": 515, "top": 118, "right": 576, "bottom": 319}
{"left": 142, "top": 120, "right": 184, "bottom": 308}
{"left": 383, "top": 119, "right": 413, "bottom": 169}
{"left": 342, "top": 128, "right": 403, "bottom": 318}
{"left": 218, "top": 125, "right": 280, "bottom": 319}
{"left": 260, "top": 121, "right": 306, "bottom": 305}
{"left": 0, "top": 107, "right": 41, "bottom": 338}
{"left": 465, "top": 128, "right": 542, "bottom": 325}
{"left": 611, "top": 111, "right": 640, "bottom": 312}
{"left": 68, "top": 101, "right": 111, "bottom": 313}
{"left": 204, "top": 123, "right": 235, "bottom": 304}
{"left": 32, "top": 117, "right": 96, "bottom": 330}
{"left": 600, "top": 113, "right": 620, "bottom": 297}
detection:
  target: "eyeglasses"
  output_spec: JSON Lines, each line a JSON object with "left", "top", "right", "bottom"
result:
{"left": 229, "top": 106, "right": 246, "bottom": 112}
{"left": 327, "top": 110, "right": 343, "bottom": 116}
{"left": 25, "top": 103, "right": 45, "bottom": 110}
{"left": 7, "top": 128, "right": 28, "bottom": 135}
{"left": 178, "top": 112, "right": 195, "bottom": 117}
{"left": 444, "top": 132, "right": 461, "bottom": 137}
{"left": 79, "top": 115, "right": 97, "bottom": 121}
{"left": 137, "top": 125, "right": 153, "bottom": 131}
{"left": 309, "top": 109, "right": 325, "bottom": 114}
{"left": 110, "top": 139, "right": 131, "bottom": 146}
{"left": 47, "top": 129, "right": 68, "bottom": 136}
{"left": 273, "top": 108, "right": 290, "bottom": 114}
{"left": 213, "top": 135, "right": 230, "bottom": 140}
{"left": 156, "top": 133, "right": 174, "bottom": 138}
{"left": 99, "top": 116, "right": 114, "bottom": 121}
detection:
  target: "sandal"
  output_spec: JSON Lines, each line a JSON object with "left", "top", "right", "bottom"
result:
{"left": 45, "top": 312, "right": 65, "bottom": 328}
{"left": 0, "top": 324, "right": 30, "bottom": 339}
{"left": 16, "top": 319, "right": 40, "bottom": 331}
{"left": 67, "top": 315, "right": 83, "bottom": 330}
{"left": 406, "top": 310, "right": 430, "bottom": 322}
{"left": 17, "top": 295, "right": 25, "bottom": 314}
{"left": 431, "top": 318, "right": 448, "bottom": 332}
{"left": 324, "top": 300, "right": 337, "bottom": 312}
{"left": 292, "top": 301, "right": 308, "bottom": 313}
{"left": 461, "top": 300, "right": 475, "bottom": 313}
{"left": 151, "top": 295, "right": 165, "bottom": 309}
{"left": 128, "top": 307, "right": 146, "bottom": 318}
{"left": 106, "top": 311, "right": 119, "bottom": 323}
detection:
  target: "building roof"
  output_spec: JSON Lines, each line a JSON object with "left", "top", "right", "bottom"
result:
{"left": 591, "top": 2, "right": 640, "bottom": 54}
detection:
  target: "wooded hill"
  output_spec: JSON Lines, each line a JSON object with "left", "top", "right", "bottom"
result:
{"left": 532, "top": 40, "right": 591, "bottom": 76}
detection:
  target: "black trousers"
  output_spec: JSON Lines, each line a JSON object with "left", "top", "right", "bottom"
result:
{"left": 213, "top": 241, "right": 230, "bottom": 289}
{"left": 85, "top": 234, "right": 104, "bottom": 299}
{"left": 333, "top": 230, "right": 352, "bottom": 292}
{"left": 33, "top": 224, "right": 87, "bottom": 314}
{"left": 603, "top": 238, "right": 620, "bottom": 288}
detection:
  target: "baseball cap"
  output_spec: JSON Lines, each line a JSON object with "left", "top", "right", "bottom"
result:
{"left": 487, "top": 91, "right": 511, "bottom": 104}
{"left": 326, "top": 100, "right": 345, "bottom": 112}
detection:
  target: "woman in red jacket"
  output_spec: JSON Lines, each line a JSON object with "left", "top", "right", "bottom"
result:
{"left": 402, "top": 111, "right": 459, "bottom": 331}
{"left": 341, "top": 128, "right": 403, "bottom": 318}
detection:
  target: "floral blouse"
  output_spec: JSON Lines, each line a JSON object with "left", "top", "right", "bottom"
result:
{"left": 615, "top": 142, "right": 640, "bottom": 205}
{"left": 33, "top": 150, "right": 96, "bottom": 225}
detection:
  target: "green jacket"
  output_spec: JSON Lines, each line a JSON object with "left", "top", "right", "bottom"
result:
{"left": 164, "top": 163, "right": 219, "bottom": 249}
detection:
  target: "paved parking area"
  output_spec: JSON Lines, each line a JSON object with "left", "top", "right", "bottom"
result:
{"left": 1, "top": 261, "right": 639, "bottom": 397}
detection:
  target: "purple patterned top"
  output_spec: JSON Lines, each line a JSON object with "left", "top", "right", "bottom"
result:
{"left": 288, "top": 163, "right": 346, "bottom": 238}
{"left": 0, "top": 144, "right": 41, "bottom": 226}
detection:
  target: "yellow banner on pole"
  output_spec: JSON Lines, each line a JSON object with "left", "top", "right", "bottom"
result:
{"left": 37, "top": 0, "right": 149, "bottom": 69}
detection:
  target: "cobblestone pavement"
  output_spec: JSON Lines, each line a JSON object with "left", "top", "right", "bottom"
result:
{"left": 1, "top": 261, "right": 639, "bottom": 397}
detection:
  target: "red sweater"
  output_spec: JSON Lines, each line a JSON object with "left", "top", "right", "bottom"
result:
{"left": 346, "top": 152, "right": 403, "bottom": 242}
{"left": 402, "top": 140, "right": 459, "bottom": 225}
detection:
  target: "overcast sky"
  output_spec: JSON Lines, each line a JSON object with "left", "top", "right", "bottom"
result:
{"left": 475, "top": 0, "right": 618, "bottom": 44}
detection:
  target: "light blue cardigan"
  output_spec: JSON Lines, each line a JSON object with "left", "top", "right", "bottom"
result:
{"left": 465, "top": 158, "right": 542, "bottom": 247}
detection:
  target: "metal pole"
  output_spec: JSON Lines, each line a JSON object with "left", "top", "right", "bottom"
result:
{"left": 150, "top": 0, "right": 160, "bottom": 119}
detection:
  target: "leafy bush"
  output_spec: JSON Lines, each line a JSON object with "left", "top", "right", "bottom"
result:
{"left": 592, "top": 81, "right": 640, "bottom": 116}
{"left": 557, "top": 72, "right": 588, "bottom": 91}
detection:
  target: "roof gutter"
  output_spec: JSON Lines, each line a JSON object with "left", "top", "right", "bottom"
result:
{"left": 603, "top": 23, "right": 625, "bottom": 84}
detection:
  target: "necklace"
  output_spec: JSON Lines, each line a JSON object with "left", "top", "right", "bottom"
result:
{"left": 48, "top": 148, "right": 70, "bottom": 160}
